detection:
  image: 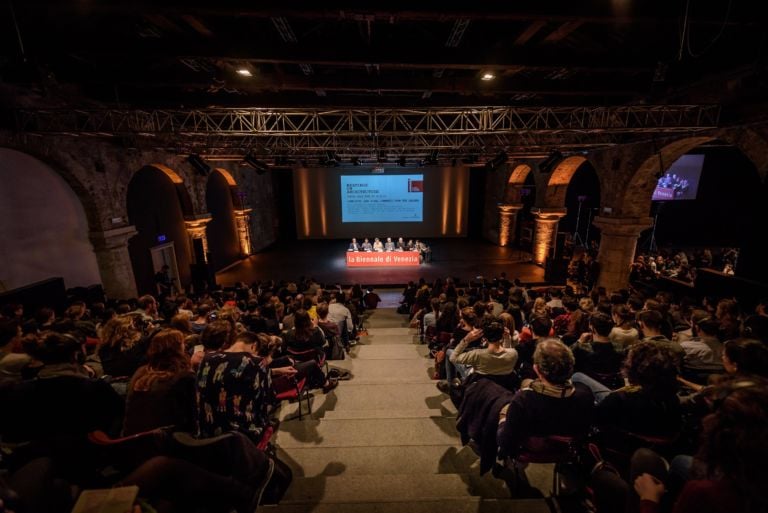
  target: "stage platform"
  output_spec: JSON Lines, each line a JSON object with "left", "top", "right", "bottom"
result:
{"left": 216, "top": 239, "right": 545, "bottom": 288}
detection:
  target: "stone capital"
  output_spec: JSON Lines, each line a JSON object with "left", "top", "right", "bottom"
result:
{"left": 184, "top": 214, "right": 213, "bottom": 237}
{"left": 233, "top": 208, "right": 253, "bottom": 218}
{"left": 592, "top": 216, "right": 653, "bottom": 237}
{"left": 497, "top": 203, "right": 524, "bottom": 214}
{"left": 531, "top": 207, "right": 567, "bottom": 222}
{"left": 89, "top": 225, "right": 139, "bottom": 250}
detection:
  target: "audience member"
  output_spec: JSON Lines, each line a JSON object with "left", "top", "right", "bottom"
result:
{"left": 497, "top": 339, "right": 594, "bottom": 459}
{"left": 196, "top": 331, "right": 276, "bottom": 442}
{"left": 571, "top": 312, "right": 625, "bottom": 389}
{"left": 610, "top": 304, "right": 640, "bottom": 348}
{"left": 123, "top": 328, "right": 196, "bottom": 435}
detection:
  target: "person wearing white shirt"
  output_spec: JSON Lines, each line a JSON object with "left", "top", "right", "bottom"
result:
{"left": 327, "top": 292, "right": 355, "bottom": 348}
{"left": 373, "top": 238, "right": 384, "bottom": 252}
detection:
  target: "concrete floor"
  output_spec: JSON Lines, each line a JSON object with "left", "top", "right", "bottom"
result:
{"left": 271, "top": 306, "right": 552, "bottom": 513}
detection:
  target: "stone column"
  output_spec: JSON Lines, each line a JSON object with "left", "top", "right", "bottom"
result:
{"left": 497, "top": 203, "right": 524, "bottom": 247}
{"left": 531, "top": 208, "right": 567, "bottom": 265}
{"left": 233, "top": 208, "right": 253, "bottom": 257}
{"left": 184, "top": 215, "right": 213, "bottom": 263}
{"left": 89, "top": 225, "right": 139, "bottom": 299}
{"left": 592, "top": 216, "right": 653, "bottom": 291}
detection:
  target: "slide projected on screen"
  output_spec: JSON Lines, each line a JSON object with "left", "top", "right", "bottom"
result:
{"left": 341, "top": 174, "right": 423, "bottom": 223}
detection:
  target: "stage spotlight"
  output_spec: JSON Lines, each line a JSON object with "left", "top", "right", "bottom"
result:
{"left": 351, "top": 156, "right": 361, "bottom": 166}
{"left": 486, "top": 151, "right": 508, "bottom": 169}
{"left": 325, "top": 150, "right": 341, "bottom": 166}
{"left": 425, "top": 149, "right": 439, "bottom": 166}
{"left": 377, "top": 151, "right": 387, "bottom": 163}
{"left": 398, "top": 156, "right": 407, "bottom": 167}
{"left": 243, "top": 153, "right": 270, "bottom": 175}
{"left": 187, "top": 154, "right": 211, "bottom": 176}
{"left": 539, "top": 151, "right": 563, "bottom": 173}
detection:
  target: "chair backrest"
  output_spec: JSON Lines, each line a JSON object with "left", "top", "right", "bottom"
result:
{"left": 287, "top": 347, "right": 323, "bottom": 364}
{"left": 591, "top": 371, "right": 625, "bottom": 390}
{"left": 517, "top": 435, "right": 578, "bottom": 464}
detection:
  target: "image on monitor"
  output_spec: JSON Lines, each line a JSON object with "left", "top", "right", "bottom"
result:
{"left": 651, "top": 154, "right": 705, "bottom": 201}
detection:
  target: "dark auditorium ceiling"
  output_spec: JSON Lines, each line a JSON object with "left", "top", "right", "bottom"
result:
{"left": 1, "top": 1, "right": 766, "bottom": 159}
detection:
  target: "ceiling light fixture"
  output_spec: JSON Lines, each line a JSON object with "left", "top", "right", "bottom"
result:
{"left": 481, "top": 71, "right": 495, "bottom": 81}
{"left": 236, "top": 68, "right": 253, "bottom": 77}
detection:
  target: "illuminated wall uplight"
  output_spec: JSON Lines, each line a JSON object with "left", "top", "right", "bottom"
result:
{"left": 236, "top": 68, "right": 253, "bottom": 77}
{"left": 481, "top": 72, "right": 495, "bottom": 81}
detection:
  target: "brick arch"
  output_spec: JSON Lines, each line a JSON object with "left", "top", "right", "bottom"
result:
{"left": 0, "top": 145, "right": 104, "bottom": 232}
{"left": 213, "top": 168, "right": 238, "bottom": 186}
{"left": 620, "top": 136, "right": 714, "bottom": 218}
{"left": 146, "top": 163, "right": 195, "bottom": 217}
{"left": 719, "top": 128, "right": 768, "bottom": 182}
{"left": 543, "top": 156, "right": 588, "bottom": 207}
{"left": 504, "top": 164, "right": 532, "bottom": 203}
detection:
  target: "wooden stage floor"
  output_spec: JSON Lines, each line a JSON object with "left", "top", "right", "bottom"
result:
{"left": 216, "top": 239, "right": 545, "bottom": 288}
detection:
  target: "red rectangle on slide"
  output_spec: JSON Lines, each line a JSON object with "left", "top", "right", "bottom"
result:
{"left": 346, "top": 251, "right": 421, "bottom": 267}
{"left": 408, "top": 179, "right": 423, "bottom": 192}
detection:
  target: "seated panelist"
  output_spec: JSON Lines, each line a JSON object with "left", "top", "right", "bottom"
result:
{"left": 407, "top": 239, "right": 415, "bottom": 250}
{"left": 384, "top": 237, "right": 395, "bottom": 252}
{"left": 348, "top": 238, "right": 360, "bottom": 251}
{"left": 373, "top": 238, "right": 384, "bottom": 252}
{"left": 396, "top": 237, "right": 406, "bottom": 251}
{"left": 361, "top": 238, "right": 373, "bottom": 251}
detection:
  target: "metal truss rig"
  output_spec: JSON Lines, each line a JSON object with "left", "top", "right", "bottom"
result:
{"left": 14, "top": 105, "right": 720, "bottom": 158}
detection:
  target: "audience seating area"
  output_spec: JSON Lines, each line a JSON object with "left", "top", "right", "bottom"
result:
{"left": 1, "top": 274, "right": 768, "bottom": 512}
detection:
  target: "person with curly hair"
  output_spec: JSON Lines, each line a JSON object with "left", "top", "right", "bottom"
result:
{"left": 579, "top": 341, "right": 681, "bottom": 438}
{"left": 98, "top": 316, "right": 148, "bottom": 378}
{"left": 123, "top": 329, "right": 196, "bottom": 435}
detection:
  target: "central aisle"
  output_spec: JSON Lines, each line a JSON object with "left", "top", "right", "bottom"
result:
{"left": 272, "top": 305, "right": 549, "bottom": 513}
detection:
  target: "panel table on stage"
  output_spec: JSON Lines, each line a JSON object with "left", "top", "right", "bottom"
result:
{"left": 346, "top": 250, "right": 421, "bottom": 267}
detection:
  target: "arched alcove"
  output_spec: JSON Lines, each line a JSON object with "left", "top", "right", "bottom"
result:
{"left": 560, "top": 160, "right": 602, "bottom": 248}
{"left": 0, "top": 148, "right": 102, "bottom": 291}
{"left": 504, "top": 164, "right": 533, "bottom": 203}
{"left": 620, "top": 137, "right": 714, "bottom": 218}
{"left": 544, "top": 156, "right": 589, "bottom": 208}
{"left": 206, "top": 169, "right": 241, "bottom": 271}
{"left": 127, "top": 165, "right": 192, "bottom": 294}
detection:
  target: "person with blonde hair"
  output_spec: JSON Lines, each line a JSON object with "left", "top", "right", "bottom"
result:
{"left": 532, "top": 297, "right": 550, "bottom": 319}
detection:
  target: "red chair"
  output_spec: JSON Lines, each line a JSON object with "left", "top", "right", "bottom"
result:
{"left": 501, "top": 435, "right": 582, "bottom": 497}
{"left": 256, "top": 425, "right": 275, "bottom": 452}
{"left": 597, "top": 429, "right": 678, "bottom": 477}
{"left": 273, "top": 375, "right": 312, "bottom": 421}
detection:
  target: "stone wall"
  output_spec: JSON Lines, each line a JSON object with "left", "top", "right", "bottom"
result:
{"left": 0, "top": 132, "right": 278, "bottom": 298}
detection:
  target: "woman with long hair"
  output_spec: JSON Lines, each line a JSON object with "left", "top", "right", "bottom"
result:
{"left": 123, "top": 329, "right": 196, "bottom": 435}
{"left": 281, "top": 309, "right": 337, "bottom": 392}
{"left": 98, "top": 316, "right": 147, "bottom": 378}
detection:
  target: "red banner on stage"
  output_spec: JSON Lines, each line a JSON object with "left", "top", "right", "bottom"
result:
{"left": 346, "top": 251, "right": 421, "bottom": 267}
